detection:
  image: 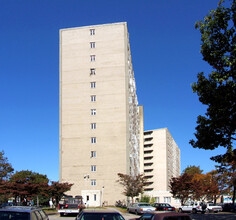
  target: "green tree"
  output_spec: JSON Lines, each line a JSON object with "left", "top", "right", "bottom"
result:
{"left": 10, "top": 170, "right": 49, "bottom": 184}
{"left": 190, "top": 0, "right": 236, "bottom": 164}
{"left": 9, "top": 170, "right": 49, "bottom": 204}
{"left": 117, "top": 173, "right": 146, "bottom": 203}
{"left": 0, "top": 151, "right": 14, "bottom": 203}
{"left": 140, "top": 195, "right": 150, "bottom": 203}
{"left": 213, "top": 161, "right": 236, "bottom": 204}
{"left": 0, "top": 151, "right": 14, "bottom": 181}
{"left": 182, "top": 165, "right": 203, "bottom": 176}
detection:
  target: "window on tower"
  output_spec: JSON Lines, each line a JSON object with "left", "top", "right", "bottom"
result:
{"left": 90, "top": 29, "right": 95, "bottom": 35}
{"left": 91, "top": 95, "right": 96, "bottom": 102}
{"left": 90, "top": 55, "right": 96, "bottom": 62}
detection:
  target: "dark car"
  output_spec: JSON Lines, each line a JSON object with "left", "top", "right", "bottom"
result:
{"left": 0, "top": 202, "right": 16, "bottom": 208}
{"left": 222, "top": 203, "right": 236, "bottom": 212}
{"left": 131, "top": 212, "right": 192, "bottom": 220}
{"left": 152, "top": 203, "right": 175, "bottom": 211}
{"left": 75, "top": 209, "right": 125, "bottom": 220}
{"left": 0, "top": 206, "right": 49, "bottom": 220}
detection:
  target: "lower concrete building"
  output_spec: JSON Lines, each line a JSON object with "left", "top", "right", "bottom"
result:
{"left": 143, "top": 128, "right": 181, "bottom": 207}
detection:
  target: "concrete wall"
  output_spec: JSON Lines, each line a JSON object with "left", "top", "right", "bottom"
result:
{"left": 59, "top": 22, "right": 140, "bottom": 206}
{"left": 143, "top": 128, "right": 181, "bottom": 206}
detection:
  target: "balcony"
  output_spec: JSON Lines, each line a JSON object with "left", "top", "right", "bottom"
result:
{"left": 144, "top": 181, "right": 153, "bottom": 186}
{"left": 144, "top": 137, "right": 153, "bottom": 142}
{"left": 145, "top": 174, "right": 153, "bottom": 179}
{"left": 144, "top": 188, "right": 154, "bottom": 191}
{"left": 144, "top": 162, "right": 153, "bottom": 166}
{"left": 144, "top": 156, "right": 153, "bottom": 160}
{"left": 144, "top": 149, "right": 153, "bottom": 154}
{"left": 144, "top": 143, "right": 153, "bottom": 148}
{"left": 144, "top": 131, "right": 153, "bottom": 135}
{"left": 144, "top": 168, "right": 153, "bottom": 173}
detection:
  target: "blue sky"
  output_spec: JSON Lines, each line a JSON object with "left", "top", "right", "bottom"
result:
{"left": 0, "top": 0, "right": 225, "bottom": 181}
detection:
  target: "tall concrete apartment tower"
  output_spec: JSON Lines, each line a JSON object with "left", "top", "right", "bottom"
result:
{"left": 59, "top": 22, "right": 141, "bottom": 206}
{"left": 143, "top": 128, "right": 180, "bottom": 206}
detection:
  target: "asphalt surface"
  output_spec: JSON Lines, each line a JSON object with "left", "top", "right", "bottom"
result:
{"left": 48, "top": 212, "right": 137, "bottom": 220}
{"left": 48, "top": 211, "right": 236, "bottom": 220}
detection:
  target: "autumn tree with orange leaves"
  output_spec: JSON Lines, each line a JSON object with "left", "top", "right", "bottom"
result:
{"left": 170, "top": 166, "right": 219, "bottom": 204}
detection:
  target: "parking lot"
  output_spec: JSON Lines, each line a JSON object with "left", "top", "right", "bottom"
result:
{"left": 49, "top": 211, "right": 236, "bottom": 220}
{"left": 49, "top": 212, "right": 137, "bottom": 220}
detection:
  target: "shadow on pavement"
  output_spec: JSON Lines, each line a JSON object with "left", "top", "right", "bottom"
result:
{"left": 190, "top": 213, "right": 236, "bottom": 220}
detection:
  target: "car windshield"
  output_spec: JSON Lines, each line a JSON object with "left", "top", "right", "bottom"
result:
{"left": 140, "top": 213, "right": 154, "bottom": 219}
{"left": 0, "top": 211, "right": 30, "bottom": 220}
{"left": 139, "top": 204, "right": 151, "bottom": 207}
{"left": 162, "top": 204, "right": 171, "bottom": 207}
{"left": 67, "top": 198, "right": 82, "bottom": 204}
{"left": 80, "top": 213, "right": 125, "bottom": 220}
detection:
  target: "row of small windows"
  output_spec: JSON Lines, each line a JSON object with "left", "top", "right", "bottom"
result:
{"left": 90, "top": 153, "right": 96, "bottom": 185}
{"left": 90, "top": 31, "right": 96, "bottom": 181}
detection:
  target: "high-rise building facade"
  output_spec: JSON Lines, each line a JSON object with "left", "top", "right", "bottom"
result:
{"left": 59, "top": 22, "right": 141, "bottom": 206}
{"left": 143, "top": 128, "right": 180, "bottom": 206}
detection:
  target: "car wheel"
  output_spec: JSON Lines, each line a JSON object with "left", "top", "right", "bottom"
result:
{"left": 192, "top": 209, "right": 197, "bottom": 214}
{"left": 178, "top": 208, "right": 182, "bottom": 213}
{"left": 135, "top": 210, "right": 138, "bottom": 215}
{"left": 60, "top": 213, "right": 63, "bottom": 217}
{"left": 127, "top": 209, "right": 129, "bottom": 213}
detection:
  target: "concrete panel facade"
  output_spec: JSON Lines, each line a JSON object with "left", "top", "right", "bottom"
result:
{"left": 59, "top": 23, "right": 140, "bottom": 206}
{"left": 143, "top": 128, "right": 181, "bottom": 207}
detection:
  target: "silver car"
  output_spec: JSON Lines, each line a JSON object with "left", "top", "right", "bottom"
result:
{"left": 128, "top": 203, "right": 156, "bottom": 215}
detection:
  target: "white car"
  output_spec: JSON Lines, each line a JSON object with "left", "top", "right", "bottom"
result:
{"left": 178, "top": 201, "right": 204, "bottom": 214}
{"left": 206, "top": 203, "right": 222, "bottom": 213}
{"left": 127, "top": 203, "right": 156, "bottom": 215}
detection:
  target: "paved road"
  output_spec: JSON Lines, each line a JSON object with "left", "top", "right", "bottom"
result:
{"left": 49, "top": 212, "right": 137, "bottom": 220}
{"left": 49, "top": 212, "right": 236, "bottom": 220}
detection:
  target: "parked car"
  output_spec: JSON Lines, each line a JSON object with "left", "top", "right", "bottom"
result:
{"left": 128, "top": 203, "right": 156, "bottom": 215}
{"left": 152, "top": 203, "right": 175, "bottom": 211}
{"left": 0, "top": 202, "right": 16, "bottom": 208}
{"left": 206, "top": 203, "right": 222, "bottom": 213}
{"left": 0, "top": 206, "right": 49, "bottom": 220}
{"left": 58, "top": 195, "right": 85, "bottom": 216}
{"left": 222, "top": 203, "right": 236, "bottom": 212}
{"left": 75, "top": 209, "right": 125, "bottom": 220}
{"left": 130, "top": 211, "right": 192, "bottom": 220}
{"left": 178, "top": 201, "right": 206, "bottom": 214}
